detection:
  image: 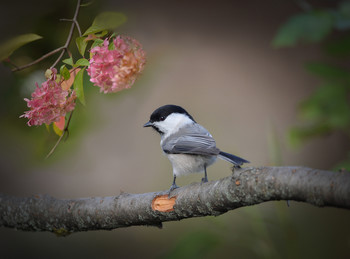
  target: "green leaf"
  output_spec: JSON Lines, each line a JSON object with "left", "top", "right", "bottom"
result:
{"left": 110, "top": 32, "right": 117, "bottom": 39}
{"left": 272, "top": 11, "right": 333, "bottom": 47}
{"left": 60, "top": 65, "right": 70, "bottom": 80}
{"left": 62, "top": 57, "right": 74, "bottom": 66}
{"left": 75, "top": 58, "right": 90, "bottom": 67}
{"left": 108, "top": 41, "right": 115, "bottom": 50}
{"left": 305, "top": 62, "right": 350, "bottom": 80}
{"left": 73, "top": 68, "right": 86, "bottom": 105}
{"left": 80, "top": 0, "right": 93, "bottom": 7}
{"left": 53, "top": 122, "right": 63, "bottom": 136}
{"left": 0, "top": 33, "right": 42, "bottom": 61}
{"left": 91, "top": 39, "right": 104, "bottom": 49}
{"left": 95, "top": 30, "right": 108, "bottom": 37}
{"left": 76, "top": 36, "right": 88, "bottom": 57}
{"left": 83, "top": 12, "right": 127, "bottom": 36}
{"left": 300, "top": 84, "right": 350, "bottom": 128}
{"left": 289, "top": 124, "right": 331, "bottom": 147}
{"left": 45, "top": 123, "right": 51, "bottom": 132}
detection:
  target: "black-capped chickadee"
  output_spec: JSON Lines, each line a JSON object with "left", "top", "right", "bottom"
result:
{"left": 144, "top": 104, "right": 249, "bottom": 192}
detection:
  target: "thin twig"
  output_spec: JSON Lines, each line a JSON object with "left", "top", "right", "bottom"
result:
{"left": 5, "top": 58, "right": 19, "bottom": 70}
{"left": 45, "top": 110, "right": 75, "bottom": 159}
{"left": 11, "top": 47, "right": 64, "bottom": 72}
{"left": 50, "top": 0, "right": 82, "bottom": 69}
{"left": 60, "top": 18, "right": 73, "bottom": 22}
{"left": 45, "top": 130, "right": 65, "bottom": 159}
{"left": 12, "top": 0, "right": 82, "bottom": 72}
{"left": 65, "top": 108, "right": 74, "bottom": 127}
{"left": 50, "top": 49, "right": 66, "bottom": 69}
{"left": 60, "top": 19, "right": 82, "bottom": 37}
{"left": 65, "top": 0, "right": 82, "bottom": 46}
{"left": 74, "top": 20, "right": 82, "bottom": 37}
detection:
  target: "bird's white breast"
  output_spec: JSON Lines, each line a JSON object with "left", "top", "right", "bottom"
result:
{"left": 166, "top": 153, "right": 217, "bottom": 177}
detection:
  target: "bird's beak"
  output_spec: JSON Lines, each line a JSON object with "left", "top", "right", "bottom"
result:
{"left": 143, "top": 121, "right": 153, "bottom": 127}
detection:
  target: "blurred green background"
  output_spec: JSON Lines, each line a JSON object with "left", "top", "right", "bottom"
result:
{"left": 1, "top": 0, "right": 350, "bottom": 258}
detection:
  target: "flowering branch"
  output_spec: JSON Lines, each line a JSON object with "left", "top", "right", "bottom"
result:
{"left": 0, "top": 166, "right": 349, "bottom": 234}
{"left": 7, "top": 1, "right": 144, "bottom": 157}
{"left": 11, "top": 0, "right": 82, "bottom": 72}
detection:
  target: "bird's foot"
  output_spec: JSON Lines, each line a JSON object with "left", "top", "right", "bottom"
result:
{"left": 168, "top": 183, "right": 179, "bottom": 197}
{"left": 201, "top": 177, "right": 208, "bottom": 184}
{"left": 231, "top": 165, "right": 241, "bottom": 172}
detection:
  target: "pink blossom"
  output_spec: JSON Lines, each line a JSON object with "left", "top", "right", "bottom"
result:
{"left": 87, "top": 36, "right": 146, "bottom": 93}
{"left": 20, "top": 68, "right": 76, "bottom": 126}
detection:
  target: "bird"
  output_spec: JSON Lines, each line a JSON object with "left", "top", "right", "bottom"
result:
{"left": 143, "top": 104, "right": 249, "bottom": 192}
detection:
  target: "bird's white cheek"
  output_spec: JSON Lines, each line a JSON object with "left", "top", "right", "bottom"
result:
{"left": 153, "top": 122, "right": 168, "bottom": 135}
{"left": 155, "top": 114, "right": 194, "bottom": 139}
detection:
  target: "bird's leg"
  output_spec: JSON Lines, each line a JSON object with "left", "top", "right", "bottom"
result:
{"left": 169, "top": 175, "right": 179, "bottom": 193}
{"left": 201, "top": 165, "right": 208, "bottom": 183}
{"left": 231, "top": 165, "right": 241, "bottom": 172}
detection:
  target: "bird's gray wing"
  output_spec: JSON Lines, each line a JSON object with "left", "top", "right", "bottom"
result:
{"left": 162, "top": 124, "right": 220, "bottom": 156}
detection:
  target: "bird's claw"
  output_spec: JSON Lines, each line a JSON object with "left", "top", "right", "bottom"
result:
{"left": 201, "top": 177, "right": 208, "bottom": 184}
{"left": 168, "top": 183, "right": 179, "bottom": 197}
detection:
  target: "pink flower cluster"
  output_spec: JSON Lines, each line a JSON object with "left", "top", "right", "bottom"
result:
{"left": 87, "top": 35, "right": 146, "bottom": 93}
{"left": 20, "top": 68, "right": 76, "bottom": 126}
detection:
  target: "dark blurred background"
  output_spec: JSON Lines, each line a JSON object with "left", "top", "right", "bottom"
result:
{"left": 0, "top": 0, "right": 350, "bottom": 258}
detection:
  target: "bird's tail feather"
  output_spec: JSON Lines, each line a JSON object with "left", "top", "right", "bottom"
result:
{"left": 218, "top": 151, "right": 249, "bottom": 167}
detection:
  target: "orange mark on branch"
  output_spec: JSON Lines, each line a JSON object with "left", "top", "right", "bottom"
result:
{"left": 235, "top": 180, "right": 241, "bottom": 186}
{"left": 152, "top": 195, "right": 176, "bottom": 212}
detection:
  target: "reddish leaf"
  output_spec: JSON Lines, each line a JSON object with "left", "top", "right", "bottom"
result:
{"left": 54, "top": 116, "right": 65, "bottom": 131}
{"left": 61, "top": 68, "right": 81, "bottom": 91}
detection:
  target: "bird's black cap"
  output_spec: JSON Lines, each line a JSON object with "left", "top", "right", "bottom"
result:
{"left": 147, "top": 104, "right": 195, "bottom": 124}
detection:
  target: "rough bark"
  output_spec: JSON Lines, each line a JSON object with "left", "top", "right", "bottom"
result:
{"left": 0, "top": 166, "right": 349, "bottom": 234}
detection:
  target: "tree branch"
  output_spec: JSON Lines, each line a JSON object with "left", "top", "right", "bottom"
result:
{"left": 1, "top": 166, "right": 349, "bottom": 234}
{"left": 11, "top": 0, "right": 82, "bottom": 72}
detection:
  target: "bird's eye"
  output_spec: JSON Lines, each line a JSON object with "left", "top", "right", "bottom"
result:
{"left": 160, "top": 116, "right": 165, "bottom": 121}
